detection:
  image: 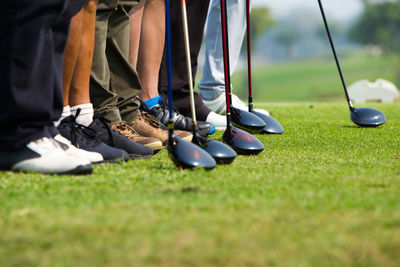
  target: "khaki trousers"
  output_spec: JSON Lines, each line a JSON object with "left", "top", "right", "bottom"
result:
{"left": 90, "top": 0, "right": 141, "bottom": 124}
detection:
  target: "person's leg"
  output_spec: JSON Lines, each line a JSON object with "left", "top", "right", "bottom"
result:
{"left": 58, "top": 1, "right": 97, "bottom": 127}
{"left": 0, "top": 0, "right": 93, "bottom": 174}
{"left": 89, "top": 3, "right": 122, "bottom": 124}
{"left": 89, "top": 1, "right": 160, "bottom": 153}
{"left": 58, "top": 0, "right": 150, "bottom": 160}
{"left": 68, "top": 0, "right": 97, "bottom": 127}
{"left": 198, "top": 0, "right": 247, "bottom": 101}
{"left": 158, "top": 0, "right": 212, "bottom": 121}
{"left": 90, "top": 1, "right": 144, "bottom": 125}
{"left": 0, "top": 0, "right": 73, "bottom": 150}
{"left": 122, "top": 0, "right": 193, "bottom": 145}
{"left": 57, "top": 6, "right": 85, "bottom": 126}
{"left": 104, "top": 3, "right": 142, "bottom": 124}
{"left": 198, "top": 0, "right": 268, "bottom": 116}
{"left": 128, "top": 0, "right": 213, "bottom": 136}
{"left": 69, "top": 0, "right": 97, "bottom": 107}
{"left": 128, "top": 1, "right": 145, "bottom": 69}
{"left": 134, "top": 0, "right": 165, "bottom": 103}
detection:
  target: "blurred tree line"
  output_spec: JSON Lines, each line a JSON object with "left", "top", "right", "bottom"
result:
{"left": 245, "top": 7, "right": 274, "bottom": 51}
{"left": 349, "top": 0, "right": 400, "bottom": 84}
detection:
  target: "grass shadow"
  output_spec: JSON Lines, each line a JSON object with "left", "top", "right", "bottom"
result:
{"left": 160, "top": 186, "right": 218, "bottom": 194}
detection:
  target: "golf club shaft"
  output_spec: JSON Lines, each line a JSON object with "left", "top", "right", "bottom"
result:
{"left": 246, "top": 0, "right": 253, "bottom": 112}
{"left": 180, "top": 0, "right": 197, "bottom": 125}
{"left": 165, "top": 0, "right": 174, "bottom": 135}
{"left": 220, "top": 0, "right": 232, "bottom": 129}
{"left": 317, "top": 0, "right": 354, "bottom": 110}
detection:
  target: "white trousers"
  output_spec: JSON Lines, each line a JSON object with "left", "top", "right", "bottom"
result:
{"left": 198, "top": 0, "right": 252, "bottom": 100}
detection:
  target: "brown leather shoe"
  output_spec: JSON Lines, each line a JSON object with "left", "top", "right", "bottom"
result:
{"left": 129, "top": 110, "right": 192, "bottom": 145}
{"left": 111, "top": 121, "right": 163, "bottom": 151}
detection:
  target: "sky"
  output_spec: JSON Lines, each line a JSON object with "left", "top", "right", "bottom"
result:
{"left": 253, "top": 0, "right": 364, "bottom": 21}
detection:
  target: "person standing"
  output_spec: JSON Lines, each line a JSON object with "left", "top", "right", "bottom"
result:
{"left": 58, "top": 0, "right": 152, "bottom": 161}
{"left": 90, "top": 0, "right": 192, "bottom": 149}
{"left": 0, "top": 0, "right": 93, "bottom": 174}
{"left": 157, "top": 0, "right": 227, "bottom": 130}
{"left": 198, "top": 0, "right": 270, "bottom": 118}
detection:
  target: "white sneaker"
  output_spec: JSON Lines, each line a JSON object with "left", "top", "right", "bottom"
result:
{"left": 0, "top": 137, "right": 93, "bottom": 175}
{"left": 206, "top": 111, "right": 227, "bottom": 130}
{"left": 54, "top": 134, "right": 103, "bottom": 164}
{"left": 202, "top": 93, "right": 270, "bottom": 116}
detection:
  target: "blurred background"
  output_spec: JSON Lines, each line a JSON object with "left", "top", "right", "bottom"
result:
{"left": 198, "top": 0, "right": 400, "bottom": 102}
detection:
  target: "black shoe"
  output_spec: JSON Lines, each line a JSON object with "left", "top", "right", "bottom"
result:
{"left": 88, "top": 112, "right": 153, "bottom": 160}
{"left": 139, "top": 99, "right": 215, "bottom": 137}
{"left": 57, "top": 114, "right": 129, "bottom": 163}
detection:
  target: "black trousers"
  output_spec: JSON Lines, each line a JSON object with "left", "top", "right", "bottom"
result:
{"left": 0, "top": 0, "right": 84, "bottom": 150}
{"left": 158, "top": 0, "right": 211, "bottom": 121}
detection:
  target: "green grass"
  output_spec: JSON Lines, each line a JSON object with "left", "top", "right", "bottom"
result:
{"left": 1, "top": 103, "right": 400, "bottom": 266}
{"left": 231, "top": 51, "right": 399, "bottom": 102}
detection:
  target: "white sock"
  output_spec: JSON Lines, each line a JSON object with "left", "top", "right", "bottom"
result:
{"left": 71, "top": 103, "right": 94, "bottom": 127}
{"left": 54, "top": 106, "right": 71, "bottom": 127}
{"left": 206, "top": 111, "right": 227, "bottom": 129}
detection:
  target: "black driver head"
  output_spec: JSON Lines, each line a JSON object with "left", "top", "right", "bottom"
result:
{"left": 192, "top": 134, "right": 237, "bottom": 164}
{"left": 350, "top": 107, "right": 387, "bottom": 127}
{"left": 168, "top": 135, "right": 216, "bottom": 169}
{"left": 222, "top": 126, "right": 265, "bottom": 155}
{"left": 230, "top": 106, "right": 266, "bottom": 134}
{"left": 251, "top": 109, "right": 284, "bottom": 134}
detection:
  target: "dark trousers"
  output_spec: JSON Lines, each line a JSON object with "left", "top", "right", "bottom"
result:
{"left": 158, "top": 0, "right": 211, "bottom": 121}
{"left": 0, "top": 0, "right": 84, "bottom": 150}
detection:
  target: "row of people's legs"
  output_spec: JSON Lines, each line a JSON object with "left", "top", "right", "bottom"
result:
{"left": 0, "top": 0, "right": 269, "bottom": 174}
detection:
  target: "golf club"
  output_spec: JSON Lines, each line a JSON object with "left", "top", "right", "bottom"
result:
{"left": 218, "top": 2, "right": 265, "bottom": 134}
{"left": 220, "top": 0, "right": 265, "bottom": 155}
{"left": 245, "top": 0, "right": 284, "bottom": 134}
{"left": 165, "top": 0, "right": 216, "bottom": 169}
{"left": 318, "top": 0, "right": 387, "bottom": 127}
{"left": 180, "top": 0, "right": 237, "bottom": 164}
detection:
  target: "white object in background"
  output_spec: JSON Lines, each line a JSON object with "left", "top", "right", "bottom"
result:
{"left": 348, "top": 79, "right": 400, "bottom": 103}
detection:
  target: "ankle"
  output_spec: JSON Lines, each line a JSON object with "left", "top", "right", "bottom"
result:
{"left": 138, "top": 92, "right": 160, "bottom": 102}
{"left": 143, "top": 95, "right": 161, "bottom": 108}
{"left": 71, "top": 103, "right": 94, "bottom": 126}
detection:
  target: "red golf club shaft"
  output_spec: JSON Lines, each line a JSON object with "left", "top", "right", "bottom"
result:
{"left": 220, "top": 0, "right": 232, "bottom": 128}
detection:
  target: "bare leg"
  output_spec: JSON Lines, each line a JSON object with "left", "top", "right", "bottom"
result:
{"left": 129, "top": 1, "right": 145, "bottom": 69}
{"left": 63, "top": 9, "right": 84, "bottom": 106}
{"left": 131, "top": 0, "right": 165, "bottom": 101}
{"left": 69, "top": 0, "right": 97, "bottom": 106}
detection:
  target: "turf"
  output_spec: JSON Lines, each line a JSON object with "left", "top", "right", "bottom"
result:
{"left": 231, "top": 51, "right": 399, "bottom": 102}
{"left": 1, "top": 103, "right": 399, "bottom": 266}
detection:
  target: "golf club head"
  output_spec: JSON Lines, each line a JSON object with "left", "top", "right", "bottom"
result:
{"left": 193, "top": 134, "right": 237, "bottom": 164}
{"left": 168, "top": 135, "right": 216, "bottom": 169}
{"left": 350, "top": 107, "right": 387, "bottom": 127}
{"left": 222, "top": 126, "right": 265, "bottom": 155}
{"left": 230, "top": 106, "right": 266, "bottom": 134}
{"left": 251, "top": 109, "right": 284, "bottom": 134}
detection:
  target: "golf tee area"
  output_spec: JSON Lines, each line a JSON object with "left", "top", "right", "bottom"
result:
{"left": 1, "top": 102, "right": 399, "bottom": 266}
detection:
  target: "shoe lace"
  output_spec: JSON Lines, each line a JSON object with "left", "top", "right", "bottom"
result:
{"left": 141, "top": 111, "right": 161, "bottom": 128}
{"left": 69, "top": 109, "right": 101, "bottom": 148}
{"left": 114, "top": 121, "right": 139, "bottom": 138}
